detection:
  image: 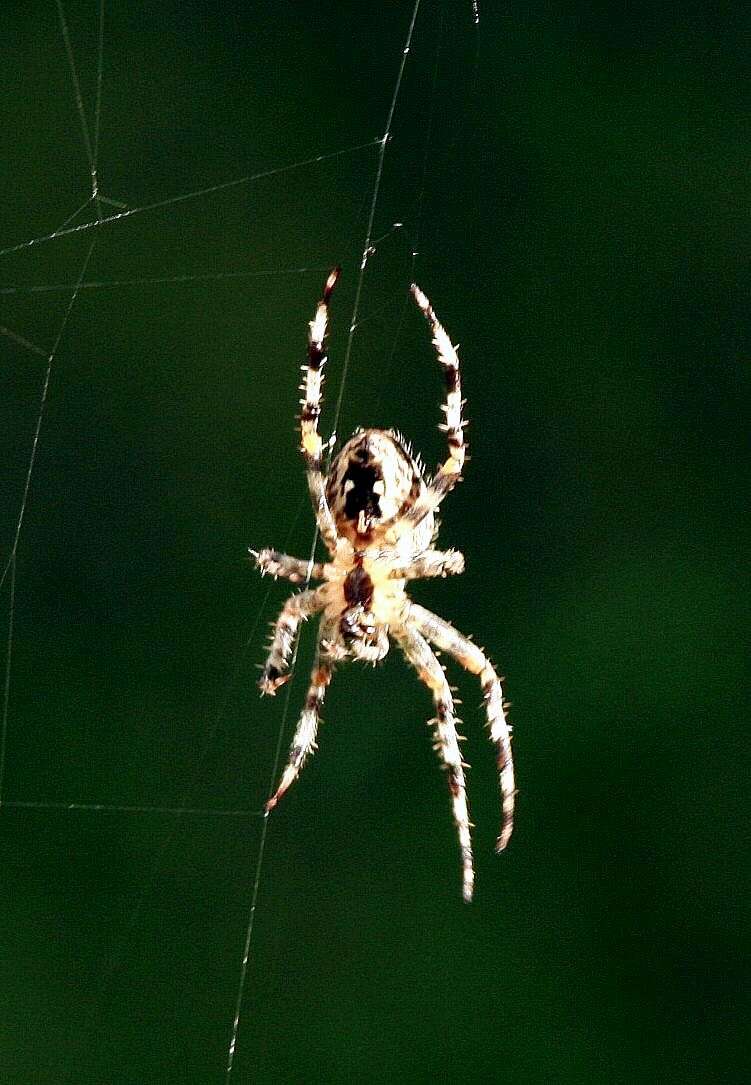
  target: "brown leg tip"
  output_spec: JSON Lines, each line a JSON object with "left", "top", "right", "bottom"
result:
{"left": 495, "top": 831, "right": 512, "bottom": 854}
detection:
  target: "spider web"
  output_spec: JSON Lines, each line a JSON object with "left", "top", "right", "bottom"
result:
{"left": 0, "top": 2, "right": 477, "bottom": 1079}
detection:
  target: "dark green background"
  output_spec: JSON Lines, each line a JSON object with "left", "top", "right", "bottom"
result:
{"left": 1, "top": 2, "right": 748, "bottom": 1082}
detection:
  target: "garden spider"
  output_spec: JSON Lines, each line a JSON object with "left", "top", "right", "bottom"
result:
{"left": 250, "top": 269, "right": 514, "bottom": 902}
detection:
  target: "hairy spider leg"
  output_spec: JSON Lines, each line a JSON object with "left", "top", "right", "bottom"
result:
{"left": 394, "top": 621, "right": 475, "bottom": 903}
{"left": 406, "top": 284, "right": 467, "bottom": 529}
{"left": 259, "top": 586, "right": 326, "bottom": 695}
{"left": 387, "top": 548, "right": 465, "bottom": 580}
{"left": 408, "top": 602, "right": 515, "bottom": 853}
{"left": 266, "top": 619, "right": 336, "bottom": 813}
{"left": 300, "top": 268, "right": 341, "bottom": 555}
{"left": 250, "top": 547, "right": 327, "bottom": 584}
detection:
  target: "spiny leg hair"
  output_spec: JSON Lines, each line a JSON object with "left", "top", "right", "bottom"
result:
{"left": 408, "top": 602, "right": 515, "bottom": 853}
{"left": 394, "top": 621, "right": 475, "bottom": 903}
{"left": 300, "top": 267, "right": 341, "bottom": 554}
{"left": 259, "top": 586, "right": 326, "bottom": 696}
{"left": 266, "top": 619, "right": 336, "bottom": 812}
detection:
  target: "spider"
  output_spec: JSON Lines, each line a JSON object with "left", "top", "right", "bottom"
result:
{"left": 250, "top": 269, "right": 514, "bottom": 902}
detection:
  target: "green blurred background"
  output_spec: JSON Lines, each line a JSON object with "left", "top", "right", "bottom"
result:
{"left": 1, "top": 2, "right": 748, "bottom": 1082}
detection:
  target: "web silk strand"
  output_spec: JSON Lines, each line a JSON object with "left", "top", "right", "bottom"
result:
{"left": 0, "top": 141, "right": 380, "bottom": 259}
{"left": 0, "top": 241, "right": 95, "bottom": 596}
{"left": 223, "top": 2, "right": 423, "bottom": 1079}
{"left": 0, "top": 241, "right": 95, "bottom": 806}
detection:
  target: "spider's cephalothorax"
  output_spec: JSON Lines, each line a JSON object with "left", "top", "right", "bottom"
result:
{"left": 250, "top": 269, "right": 515, "bottom": 902}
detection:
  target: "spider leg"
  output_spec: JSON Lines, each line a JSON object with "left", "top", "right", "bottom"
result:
{"left": 266, "top": 617, "right": 336, "bottom": 812}
{"left": 392, "top": 620, "right": 475, "bottom": 903}
{"left": 408, "top": 602, "right": 515, "bottom": 854}
{"left": 387, "top": 548, "right": 465, "bottom": 580}
{"left": 250, "top": 548, "right": 327, "bottom": 584}
{"left": 406, "top": 284, "right": 467, "bottom": 529}
{"left": 300, "top": 268, "right": 341, "bottom": 555}
{"left": 259, "top": 586, "right": 326, "bottom": 695}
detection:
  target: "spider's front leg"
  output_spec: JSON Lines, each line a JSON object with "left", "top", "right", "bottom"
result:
{"left": 250, "top": 548, "right": 327, "bottom": 584}
{"left": 392, "top": 620, "right": 475, "bottom": 903}
{"left": 408, "top": 602, "right": 515, "bottom": 853}
{"left": 300, "top": 268, "right": 341, "bottom": 555}
{"left": 266, "top": 616, "right": 337, "bottom": 812}
{"left": 406, "top": 284, "right": 467, "bottom": 528}
{"left": 259, "top": 586, "right": 326, "bottom": 695}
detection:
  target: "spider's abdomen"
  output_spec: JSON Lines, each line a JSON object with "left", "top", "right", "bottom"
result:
{"left": 326, "top": 429, "right": 424, "bottom": 545}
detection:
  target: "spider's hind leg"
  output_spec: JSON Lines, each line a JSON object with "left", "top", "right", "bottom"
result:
{"left": 393, "top": 621, "right": 475, "bottom": 903}
{"left": 408, "top": 603, "right": 515, "bottom": 854}
{"left": 266, "top": 617, "right": 336, "bottom": 812}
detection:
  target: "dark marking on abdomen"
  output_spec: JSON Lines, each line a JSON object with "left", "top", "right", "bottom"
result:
{"left": 343, "top": 566, "right": 374, "bottom": 608}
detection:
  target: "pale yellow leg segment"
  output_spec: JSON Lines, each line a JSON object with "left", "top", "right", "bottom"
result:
{"left": 408, "top": 603, "right": 515, "bottom": 854}
{"left": 394, "top": 622, "right": 475, "bottom": 903}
